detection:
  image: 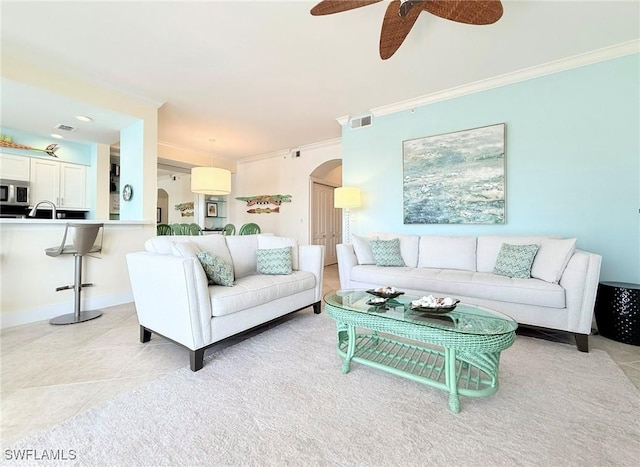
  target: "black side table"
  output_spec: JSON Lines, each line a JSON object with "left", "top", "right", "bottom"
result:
{"left": 594, "top": 282, "right": 640, "bottom": 346}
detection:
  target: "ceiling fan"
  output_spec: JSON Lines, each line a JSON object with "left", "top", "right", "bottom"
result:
{"left": 311, "top": 0, "right": 503, "bottom": 60}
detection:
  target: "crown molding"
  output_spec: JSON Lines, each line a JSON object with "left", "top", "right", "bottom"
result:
{"left": 238, "top": 137, "right": 342, "bottom": 164}
{"left": 335, "top": 40, "right": 639, "bottom": 123}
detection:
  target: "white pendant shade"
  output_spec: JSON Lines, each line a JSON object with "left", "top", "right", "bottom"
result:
{"left": 334, "top": 187, "right": 361, "bottom": 209}
{"left": 191, "top": 166, "right": 231, "bottom": 195}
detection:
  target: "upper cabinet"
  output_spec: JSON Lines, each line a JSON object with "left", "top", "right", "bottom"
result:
{"left": 30, "top": 158, "right": 87, "bottom": 209}
{"left": 0, "top": 153, "right": 31, "bottom": 181}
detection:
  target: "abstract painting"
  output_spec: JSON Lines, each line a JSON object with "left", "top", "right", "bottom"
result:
{"left": 403, "top": 123, "right": 505, "bottom": 224}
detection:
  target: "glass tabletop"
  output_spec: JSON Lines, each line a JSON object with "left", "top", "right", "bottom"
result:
{"left": 324, "top": 289, "right": 518, "bottom": 336}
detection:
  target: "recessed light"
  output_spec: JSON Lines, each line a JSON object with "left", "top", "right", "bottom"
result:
{"left": 76, "top": 115, "right": 93, "bottom": 122}
{"left": 50, "top": 133, "right": 64, "bottom": 139}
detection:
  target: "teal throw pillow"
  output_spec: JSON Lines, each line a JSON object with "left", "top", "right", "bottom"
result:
{"left": 493, "top": 243, "right": 540, "bottom": 279}
{"left": 196, "top": 252, "right": 234, "bottom": 286}
{"left": 370, "top": 238, "right": 405, "bottom": 267}
{"left": 256, "top": 247, "right": 293, "bottom": 275}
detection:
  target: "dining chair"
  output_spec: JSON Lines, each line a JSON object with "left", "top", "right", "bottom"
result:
{"left": 157, "top": 224, "right": 172, "bottom": 236}
{"left": 171, "top": 223, "right": 190, "bottom": 235}
{"left": 239, "top": 223, "right": 261, "bottom": 235}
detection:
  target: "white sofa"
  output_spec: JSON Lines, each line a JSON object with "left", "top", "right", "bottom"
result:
{"left": 126, "top": 234, "right": 325, "bottom": 371}
{"left": 337, "top": 233, "right": 602, "bottom": 352}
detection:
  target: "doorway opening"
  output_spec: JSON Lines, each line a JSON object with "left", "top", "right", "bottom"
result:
{"left": 309, "top": 159, "right": 342, "bottom": 266}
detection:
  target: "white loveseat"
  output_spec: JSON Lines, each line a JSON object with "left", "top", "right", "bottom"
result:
{"left": 126, "top": 234, "right": 325, "bottom": 371}
{"left": 337, "top": 233, "right": 602, "bottom": 352}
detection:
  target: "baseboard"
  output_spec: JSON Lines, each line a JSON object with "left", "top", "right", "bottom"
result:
{"left": 0, "top": 292, "right": 134, "bottom": 329}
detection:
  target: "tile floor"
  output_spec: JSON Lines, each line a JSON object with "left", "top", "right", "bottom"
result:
{"left": 1, "top": 264, "right": 639, "bottom": 446}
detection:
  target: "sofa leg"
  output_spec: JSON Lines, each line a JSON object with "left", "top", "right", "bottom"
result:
{"left": 313, "top": 301, "right": 321, "bottom": 314}
{"left": 575, "top": 333, "right": 589, "bottom": 352}
{"left": 190, "top": 349, "right": 205, "bottom": 372}
{"left": 140, "top": 326, "right": 151, "bottom": 343}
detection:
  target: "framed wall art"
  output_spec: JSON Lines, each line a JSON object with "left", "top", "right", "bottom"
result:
{"left": 206, "top": 202, "right": 218, "bottom": 217}
{"left": 403, "top": 123, "right": 505, "bottom": 224}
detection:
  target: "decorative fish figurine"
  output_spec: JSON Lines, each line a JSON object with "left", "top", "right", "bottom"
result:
{"left": 247, "top": 207, "right": 280, "bottom": 214}
{"left": 236, "top": 194, "right": 292, "bottom": 206}
{"left": 0, "top": 140, "right": 59, "bottom": 157}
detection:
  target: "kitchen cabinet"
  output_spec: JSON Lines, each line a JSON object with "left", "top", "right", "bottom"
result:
{"left": 30, "top": 158, "right": 87, "bottom": 209}
{"left": 0, "top": 153, "right": 30, "bottom": 181}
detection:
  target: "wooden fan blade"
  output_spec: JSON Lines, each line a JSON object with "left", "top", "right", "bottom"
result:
{"left": 422, "top": 0, "right": 503, "bottom": 25}
{"left": 379, "top": 0, "right": 423, "bottom": 59}
{"left": 311, "top": 0, "right": 382, "bottom": 16}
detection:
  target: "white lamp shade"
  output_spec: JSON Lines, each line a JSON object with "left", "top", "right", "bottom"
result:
{"left": 191, "top": 167, "right": 231, "bottom": 195}
{"left": 334, "top": 187, "right": 361, "bottom": 209}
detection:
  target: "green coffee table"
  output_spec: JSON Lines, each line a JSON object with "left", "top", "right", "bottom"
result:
{"left": 324, "top": 290, "right": 518, "bottom": 413}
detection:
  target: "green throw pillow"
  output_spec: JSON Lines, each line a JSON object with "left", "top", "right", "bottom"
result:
{"left": 370, "top": 238, "right": 406, "bottom": 267}
{"left": 256, "top": 247, "right": 293, "bottom": 275}
{"left": 196, "top": 252, "right": 235, "bottom": 286}
{"left": 494, "top": 243, "right": 540, "bottom": 279}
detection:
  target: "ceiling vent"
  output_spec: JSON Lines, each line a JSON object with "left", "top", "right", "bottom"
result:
{"left": 54, "top": 123, "right": 77, "bottom": 132}
{"left": 350, "top": 115, "right": 372, "bottom": 129}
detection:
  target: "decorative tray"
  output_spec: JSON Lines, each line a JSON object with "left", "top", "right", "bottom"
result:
{"left": 366, "top": 289, "right": 405, "bottom": 299}
{"left": 410, "top": 300, "right": 460, "bottom": 314}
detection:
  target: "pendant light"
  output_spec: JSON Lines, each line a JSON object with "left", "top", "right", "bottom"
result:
{"left": 191, "top": 138, "right": 231, "bottom": 195}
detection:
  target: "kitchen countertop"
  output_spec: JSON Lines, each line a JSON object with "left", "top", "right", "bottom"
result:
{"left": 0, "top": 218, "right": 149, "bottom": 226}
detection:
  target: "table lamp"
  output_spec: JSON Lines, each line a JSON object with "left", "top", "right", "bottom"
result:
{"left": 334, "top": 186, "right": 361, "bottom": 243}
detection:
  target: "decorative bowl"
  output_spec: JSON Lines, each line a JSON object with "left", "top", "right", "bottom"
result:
{"left": 410, "top": 300, "right": 460, "bottom": 314}
{"left": 366, "top": 289, "right": 405, "bottom": 299}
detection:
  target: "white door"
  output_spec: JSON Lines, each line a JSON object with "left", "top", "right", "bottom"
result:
{"left": 311, "top": 182, "right": 341, "bottom": 266}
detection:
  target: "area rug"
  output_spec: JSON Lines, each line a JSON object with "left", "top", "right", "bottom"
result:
{"left": 3, "top": 310, "right": 639, "bottom": 466}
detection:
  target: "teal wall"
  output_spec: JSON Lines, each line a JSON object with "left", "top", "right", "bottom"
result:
{"left": 342, "top": 54, "right": 640, "bottom": 283}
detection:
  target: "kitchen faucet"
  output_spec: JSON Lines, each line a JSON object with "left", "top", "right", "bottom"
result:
{"left": 28, "top": 200, "right": 58, "bottom": 220}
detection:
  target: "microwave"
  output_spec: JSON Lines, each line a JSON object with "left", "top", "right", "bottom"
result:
{"left": 0, "top": 179, "right": 30, "bottom": 206}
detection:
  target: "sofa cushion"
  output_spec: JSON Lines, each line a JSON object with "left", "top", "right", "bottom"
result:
{"left": 256, "top": 247, "right": 293, "bottom": 275}
{"left": 171, "top": 240, "right": 201, "bottom": 258}
{"left": 147, "top": 235, "right": 233, "bottom": 265}
{"left": 477, "top": 236, "right": 575, "bottom": 283}
{"left": 224, "top": 234, "right": 259, "bottom": 279}
{"left": 530, "top": 238, "right": 577, "bottom": 283}
{"left": 372, "top": 233, "right": 419, "bottom": 267}
{"left": 418, "top": 236, "right": 477, "bottom": 271}
{"left": 196, "top": 252, "right": 235, "bottom": 286}
{"left": 370, "top": 238, "right": 406, "bottom": 267}
{"left": 257, "top": 235, "right": 299, "bottom": 270}
{"left": 349, "top": 265, "right": 565, "bottom": 309}
{"left": 352, "top": 234, "right": 378, "bottom": 265}
{"left": 493, "top": 243, "right": 539, "bottom": 278}
{"left": 209, "top": 271, "right": 317, "bottom": 317}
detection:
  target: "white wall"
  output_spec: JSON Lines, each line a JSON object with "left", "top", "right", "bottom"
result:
{"left": 233, "top": 140, "right": 341, "bottom": 244}
{"left": 0, "top": 222, "right": 154, "bottom": 328}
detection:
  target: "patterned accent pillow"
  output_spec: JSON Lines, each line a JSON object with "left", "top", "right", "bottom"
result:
{"left": 256, "top": 247, "right": 292, "bottom": 275}
{"left": 196, "top": 252, "right": 235, "bottom": 286}
{"left": 370, "top": 238, "right": 406, "bottom": 267}
{"left": 494, "top": 243, "right": 540, "bottom": 279}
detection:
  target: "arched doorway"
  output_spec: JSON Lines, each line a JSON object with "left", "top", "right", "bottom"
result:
{"left": 309, "top": 159, "right": 342, "bottom": 266}
{"left": 157, "top": 188, "right": 169, "bottom": 224}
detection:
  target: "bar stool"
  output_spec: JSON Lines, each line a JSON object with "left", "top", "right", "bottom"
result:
{"left": 46, "top": 223, "right": 104, "bottom": 325}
